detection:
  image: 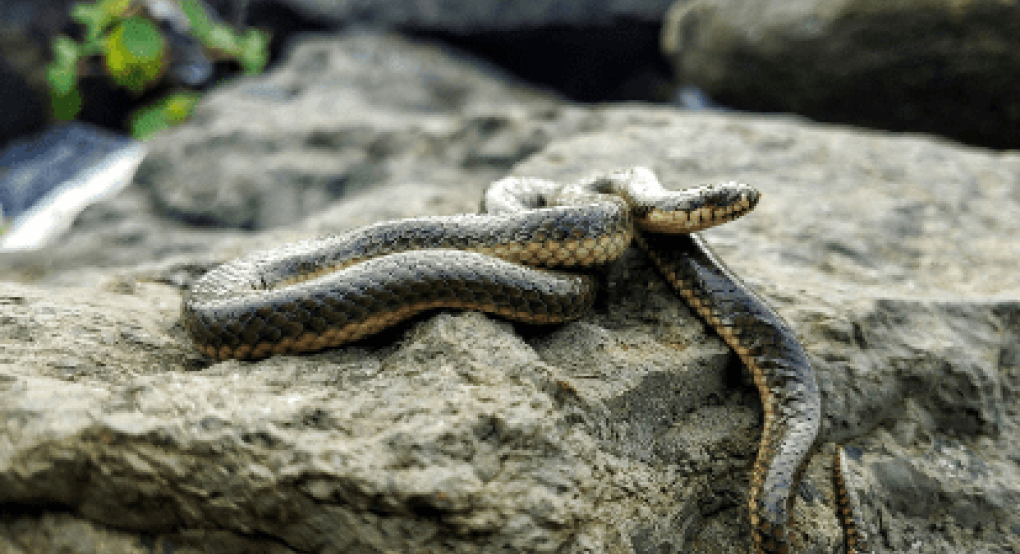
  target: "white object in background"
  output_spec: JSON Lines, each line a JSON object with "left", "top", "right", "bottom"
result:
{"left": 0, "top": 123, "right": 147, "bottom": 252}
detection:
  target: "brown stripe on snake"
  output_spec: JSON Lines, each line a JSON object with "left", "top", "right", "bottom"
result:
{"left": 182, "top": 166, "right": 868, "bottom": 553}
{"left": 834, "top": 446, "right": 872, "bottom": 554}
{"left": 638, "top": 229, "right": 821, "bottom": 554}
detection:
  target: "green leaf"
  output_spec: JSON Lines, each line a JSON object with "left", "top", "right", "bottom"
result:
{"left": 238, "top": 28, "right": 270, "bottom": 74}
{"left": 160, "top": 91, "right": 201, "bottom": 123}
{"left": 131, "top": 91, "right": 201, "bottom": 139}
{"left": 180, "top": 0, "right": 213, "bottom": 39}
{"left": 47, "top": 35, "right": 81, "bottom": 97}
{"left": 130, "top": 104, "right": 171, "bottom": 140}
{"left": 50, "top": 88, "right": 84, "bottom": 121}
{"left": 52, "top": 35, "right": 82, "bottom": 65}
{"left": 206, "top": 24, "right": 240, "bottom": 54}
{"left": 46, "top": 61, "right": 78, "bottom": 96}
{"left": 105, "top": 17, "right": 165, "bottom": 92}
{"left": 70, "top": 3, "right": 109, "bottom": 42}
{"left": 116, "top": 17, "right": 164, "bottom": 63}
{"left": 98, "top": 0, "right": 132, "bottom": 18}
{"left": 79, "top": 39, "right": 104, "bottom": 58}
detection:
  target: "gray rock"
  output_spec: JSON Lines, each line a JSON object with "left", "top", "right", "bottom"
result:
{"left": 662, "top": 0, "right": 1020, "bottom": 149}
{"left": 139, "top": 32, "right": 594, "bottom": 231}
{"left": 214, "top": 1, "right": 677, "bottom": 103}
{"left": 263, "top": 0, "right": 677, "bottom": 31}
{"left": 2, "top": 33, "right": 1019, "bottom": 554}
{"left": 510, "top": 111, "right": 1020, "bottom": 552}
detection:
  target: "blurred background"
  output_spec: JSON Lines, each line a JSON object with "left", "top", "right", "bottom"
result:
{"left": 1, "top": 0, "right": 1018, "bottom": 253}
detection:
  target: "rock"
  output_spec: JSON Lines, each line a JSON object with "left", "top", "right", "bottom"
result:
{"left": 2, "top": 33, "right": 1019, "bottom": 554}
{"left": 138, "top": 32, "right": 596, "bottom": 231}
{"left": 510, "top": 110, "right": 1020, "bottom": 551}
{"left": 256, "top": 0, "right": 677, "bottom": 31}
{"left": 662, "top": 0, "right": 1020, "bottom": 149}
{"left": 211, "top": 0, "right": 677, "bottom": 103}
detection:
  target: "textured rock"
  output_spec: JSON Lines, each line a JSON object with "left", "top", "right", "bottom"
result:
{"left": 662, "top": 0, "right": 1020, "bottom": 149}
{"left": 2, "top": 33, "right": 1020, "bottom": 554}
{"left": 138, "top": 32, "right": 595, "bottom": 231}
{"left": 510, "top": 111, "right": 1020, "bottom": 552}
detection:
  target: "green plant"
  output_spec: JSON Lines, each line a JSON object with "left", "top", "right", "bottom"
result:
{"left": 46, "top": 0, "right": 270, "bottom": 139}
{"left": 130, "top": 90, "right": 202, "bottom": 138}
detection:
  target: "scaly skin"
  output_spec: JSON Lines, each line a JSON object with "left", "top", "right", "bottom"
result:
{"left": 184, "top": 167, "right": 871, "bottom": 553}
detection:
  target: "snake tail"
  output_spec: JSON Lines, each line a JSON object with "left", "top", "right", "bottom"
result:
{"left": 834, "top": 446, "right": 873, "bottom": 554}
{"left": 638, "top": 231, "right": 822, "bottom": 554}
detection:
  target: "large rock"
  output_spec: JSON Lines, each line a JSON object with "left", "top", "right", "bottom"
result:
{"left": 254, "top": 0, "right": 677, "bottom": 31}
{"left": 219, "top": 1, "right": 678, "bottom": 102}
{"left": 138, "top": 32, "right": 594, "bottom": 231}
{"left": 662, "top": 0, "right": 1020, "bottom": 149}
{"left": 1, "top": 34, "right": 1019, "bottom": 554}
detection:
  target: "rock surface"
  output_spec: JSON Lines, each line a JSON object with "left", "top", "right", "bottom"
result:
{"left": 139, "top": 32, "right": 589, "bottom": 231}
{"left": 662, "top": 0, "right": 1020, "bottom": 149}
{"left": 2, "top": 33, "right": 1020, "bottom": 554}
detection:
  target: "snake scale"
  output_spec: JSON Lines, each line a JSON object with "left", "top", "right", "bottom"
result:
{"left": 183, "top": 167, "right": 870, "bottom": 554}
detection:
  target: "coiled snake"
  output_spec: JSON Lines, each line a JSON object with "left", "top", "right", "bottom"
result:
{"left": 183, "top": 167, "right": 870, "bottom": 554}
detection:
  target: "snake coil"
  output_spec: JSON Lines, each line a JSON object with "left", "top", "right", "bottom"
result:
{"left": 183, "top": 167, "right": 870, "bottom": 553}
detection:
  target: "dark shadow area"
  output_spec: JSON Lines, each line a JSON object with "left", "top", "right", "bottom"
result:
{"left": 407, "top": 19, "right": 675, "bottom": 103}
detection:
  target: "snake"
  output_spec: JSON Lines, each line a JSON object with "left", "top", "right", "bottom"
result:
{"left": 182, "top": 167, "right": 871, "bottom": 554}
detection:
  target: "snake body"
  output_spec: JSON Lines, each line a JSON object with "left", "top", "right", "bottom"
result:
{"left": 639, "top": 229, "right": 821, "bottom": 553}
{"left": 183, "top": 167, "right": 869, "bottom": 553}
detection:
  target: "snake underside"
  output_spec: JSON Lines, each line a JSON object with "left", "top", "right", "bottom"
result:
{"left": 182, "top": 167, "right": 869, "bottom": 554}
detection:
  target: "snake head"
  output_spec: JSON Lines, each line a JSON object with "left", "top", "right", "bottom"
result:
{"left": 638, "top": 181, "right": 761, "bottom": 233}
